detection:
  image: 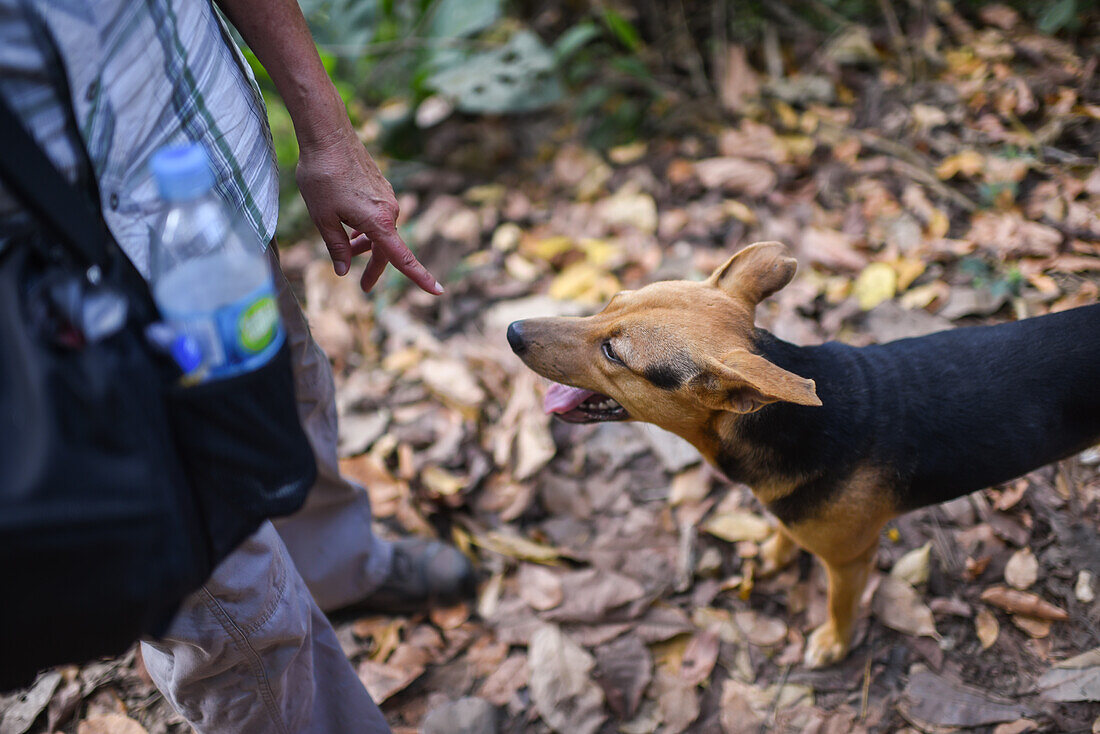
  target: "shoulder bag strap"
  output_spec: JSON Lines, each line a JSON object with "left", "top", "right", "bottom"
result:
{"left": 0, "top": 92, "right": 107, "bottom": 267}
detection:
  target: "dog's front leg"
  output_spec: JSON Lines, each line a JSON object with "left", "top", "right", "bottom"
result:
{"left": 804, "top": 540, "right": 878, "bottom": 667}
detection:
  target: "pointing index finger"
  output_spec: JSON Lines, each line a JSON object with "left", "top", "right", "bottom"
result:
{"left": 362, "top": 221, "right": 443, "bottom": 295}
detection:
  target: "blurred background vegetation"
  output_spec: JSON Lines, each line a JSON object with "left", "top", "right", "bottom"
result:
{"left": 238, "top": 0, "right": 1100, "bottom": 241}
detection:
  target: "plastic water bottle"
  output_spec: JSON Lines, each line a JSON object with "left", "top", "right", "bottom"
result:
{"left": 150, "top": 144, "right": 284, "bottom": 381}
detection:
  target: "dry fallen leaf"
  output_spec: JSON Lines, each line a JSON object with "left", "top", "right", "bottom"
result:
{"left": 679, "top": 628, "right": 720, "bottom": 686}
{"left": 872, "top": 574, "right": 938, "bottom": 638}
{"left": 472, "top": 531, "right": 561, "bottom": 564}
{"left": 528, "top": 624, "right": 606, "bottom": 734}
{"left": 891, "top": 542, "right": 932, "bottom": 586}
{"left": 420, "top": 465, "right": 466, "bottom": 497}
{"left": 1038, "top": 646, "right": 1100, "bottom": 702}
{"left": 936, "top": 149, "right": 985, "bottom": 179}
{"left": 902, "top": 668, "right": 1033, "bottom": 727}
{"left": 541, "top": 568, "right": 647, "bottom": 624}
{"left": 693, "top": 157, "right": 777, "bottom": 196}
{"left": 429, "top": 602, "right": 470, "bottom": 631}
{"left": 477, "top": 653, "right": 528, "bottom": 706}
{"left": 420, "top": 358, "right": 486, "bottom": 413}
{"left": 1004, "top": 548, "right": 1039, "bottom": 590}
{"left": 734, "top": 609, "right": 788, "bottom": 647}
{"left": 593, "top": 634, "right": 652, "bottom": 719}
{"left": 77, "top": 715, "right": 149, "bottom": 734}
{"left": 980, "top": 586, "right": 1069, "bottom": 621}
{"left": 517, "top": 563, "right": 564, "bottom": 611}
{"left": 1, "top": 671, "right": 61, "bottom": 734}
{"left": 720, "top": 677, "right": 814, "bottom": 733}
{"left": 1077, "top": 570, "right": 1096, "bottom": 603}
{"left": 976, "top": 607, "right": 1000, "bottom": 649}
{"left": 358, "top": 648, "right": 427, "bottom": 703}
{"left": 1012, "top": 614, "right": 1052, "bottom": 639}
{"left": 703, "top": 510, "right": 771, "bottom": 543}
{"left": 654, "top": 668, "right": 700, "bottom": 734}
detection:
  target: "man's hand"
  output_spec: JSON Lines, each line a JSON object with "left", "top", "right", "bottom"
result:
{"left": 215, "top": 0, "right": 441, "bottom": 295}
{"left": 296, "top": 126, "right": 441, "bottom": 294}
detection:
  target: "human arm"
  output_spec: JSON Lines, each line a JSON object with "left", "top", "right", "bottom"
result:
{"left": 214, "top": 0, "right": 442, "bottom": 294}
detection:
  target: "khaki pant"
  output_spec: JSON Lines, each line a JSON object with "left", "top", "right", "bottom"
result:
{"left": 141, "top": 252, "right": 393, "bottom": 733}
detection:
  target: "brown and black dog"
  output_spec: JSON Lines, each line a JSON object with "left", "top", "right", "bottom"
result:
{"left": 507, "top": 241, "right": 1100, "bottom": 667}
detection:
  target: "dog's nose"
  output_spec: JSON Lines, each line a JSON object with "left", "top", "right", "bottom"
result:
{"left": 507, "top": 321, "right": 527, "bottom": 355}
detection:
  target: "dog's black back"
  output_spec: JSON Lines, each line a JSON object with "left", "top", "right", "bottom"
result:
{"left": 748, "top": 304, "right": 1100, "bottom": 520}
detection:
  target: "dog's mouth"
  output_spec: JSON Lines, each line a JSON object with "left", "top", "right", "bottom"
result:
{"left": 543, "top": 382, "right": 629, "bottom": 423}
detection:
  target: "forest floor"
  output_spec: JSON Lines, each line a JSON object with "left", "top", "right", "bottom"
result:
{"left": 4, "top": 4, "right": 1100, "bottom": 733}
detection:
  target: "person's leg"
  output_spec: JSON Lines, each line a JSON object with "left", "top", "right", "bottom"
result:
{"left": 268, "top": 246, "right": 474, "bottom": 613}
{"left": 269, "top": 248, "right": 393, "bottom": 610}
{"left": 141, "top": 524, "right": 391, "bottom": 733}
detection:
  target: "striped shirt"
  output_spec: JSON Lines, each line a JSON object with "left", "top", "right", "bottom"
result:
{"left": 0, "top": 0, "right": 279, "bottom": 277}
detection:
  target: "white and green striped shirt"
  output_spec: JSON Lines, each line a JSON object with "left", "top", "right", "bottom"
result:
{"left": 0, "top": 0, "right": 279, "bottom": 277}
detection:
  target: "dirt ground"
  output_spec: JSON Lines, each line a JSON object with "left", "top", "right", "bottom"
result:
{"left": 4, "top": 4, "right": 1100, "bottom": 733}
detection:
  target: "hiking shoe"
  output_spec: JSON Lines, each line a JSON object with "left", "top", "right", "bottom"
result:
{"left": 350, "top": 538, "right": 477, "bottom": 615}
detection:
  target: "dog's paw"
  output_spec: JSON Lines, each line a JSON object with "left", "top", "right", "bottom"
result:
{"left": 758, "top": 533, "right": 800, "bottom": 577}
{"left": 804, "top": 622, "right": 849, "bottom": 668}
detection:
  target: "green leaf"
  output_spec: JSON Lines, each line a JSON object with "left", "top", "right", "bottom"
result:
{"left": 299, "top": 0, "right": 379, "bottom": 53}
{"left": 553, "top": 21, "right": 601, "bottom": 61}
{"left": 600, "top": 8, "right": 641, "bottom": 52}
{"left": 428, "top": 0, "right": 502, "bottom": 38}
{"left": 427, "top": 30, "right": 562, "bottom": 114}
{"left": 1038, "top": 0, "right": 1076, "bottom": 34}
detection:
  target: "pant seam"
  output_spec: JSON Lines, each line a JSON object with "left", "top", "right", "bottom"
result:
{"left": 199, "top": 586, "right": 291, "bottom": 734}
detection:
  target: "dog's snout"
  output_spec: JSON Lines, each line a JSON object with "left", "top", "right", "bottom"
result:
{"left": 507, "top": 321, "right": 527, "bottom": 355}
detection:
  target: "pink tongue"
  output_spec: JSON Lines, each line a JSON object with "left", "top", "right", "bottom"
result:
{"left": 543, "top": 383, "right": 597, "bottom": 414}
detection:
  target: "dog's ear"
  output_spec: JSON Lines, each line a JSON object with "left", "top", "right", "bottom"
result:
{"left": 708, "top": 241, "right": 797, "bottom": 306}
{"left": 694, "top": 349, "right": 821, "bottom": 414}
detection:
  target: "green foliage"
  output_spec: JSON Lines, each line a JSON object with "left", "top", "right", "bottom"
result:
{"left": 427, "top": 30, "right": 562, "bottom": 114}
{"left": 959, "top": 257, "right": 1025, "bottom": 299}
{"left": 599, "top": 7, "right": 642, "bottom": 52}
{"left": 1037, "top": 0, "right": 1079, "bottom": 34}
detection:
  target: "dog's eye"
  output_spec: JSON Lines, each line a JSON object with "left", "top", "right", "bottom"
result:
{"left": 602, "top": 341, "right": 624, "bottom": 366}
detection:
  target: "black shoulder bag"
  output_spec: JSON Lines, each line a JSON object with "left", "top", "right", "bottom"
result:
{"left": 0, "top": 94, "right": 316, "bottom": 689}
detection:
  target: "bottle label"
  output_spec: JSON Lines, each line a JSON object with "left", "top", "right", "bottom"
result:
{"left": 166, "top": 280, "right": 284, "bottom": 381}
{"left": 212, "top": 281, "right": 284, "bottom": 375}
{"left": 237, "top": 295, "right": 279, "bottom": 354}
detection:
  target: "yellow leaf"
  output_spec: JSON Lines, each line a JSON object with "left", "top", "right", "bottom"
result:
{"left": 722, "top": 199, "right": 758, "bottom": 225}
{"left": 608, "top": 141, "right": 647, "bottom": 164}
{"left": 703, "top": 511, "right": 771, "bottom": 543}
{"left": 381, "top": 346, "right": 422, "bottom": 374}
{"left": 491, "top": 222, "right": 523, "bottom": 252}
{"left": 472, "top": 531, "right": 562, "bottom": 565}
{"left": 936, "top": 150, "right": 984, "bottom": 180}
{"left": 530, "top": 235, "right": 575, "bottom": 261}
{"left": 779, "top": 134, "right": 815, "bottom": 159}
{"left": 891, "top": 542, "right": 931, "bottom": 586}
{"left": 928, "top": 209, "right": 951, "bottom": 239}
{"left": 549, "top": 262, "right": 621, "bottom": 304}
{"left": 420, "top": 465, "right": 465, "bottom": 497}
{"left": 1012, "top": 614, "right": 1052, "bottom": 638}
{"left": 891, "top": 257, "right": 926, "bottom": 292}
{"left": 854, "top": 262, "right": 897, "bottom": 310}
{"left": 887, "top": 527, "right": 901, "bottom": 543}
{"left": 773, "top": 99, "right": 799, "bottom": 130}
{"left": 578, "top": 237, "right": 619, "bottom": 267}
{"left": 976, "top": 607, "right": 999, "bottom": 649}
{"left": 899, "top": 280, "right": 949, "bottom": 310}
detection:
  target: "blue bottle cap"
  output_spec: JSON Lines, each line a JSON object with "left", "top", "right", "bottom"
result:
{"left": 170, "top": 333, "right": 204, "bottom": 375}
{"left": 151, "top": 144, "right": 215, "bottom": 201}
